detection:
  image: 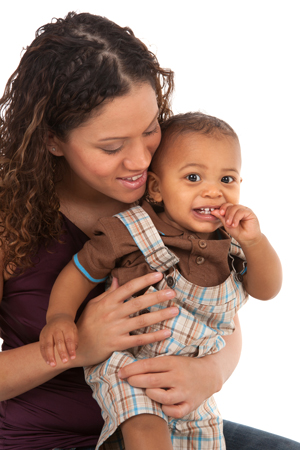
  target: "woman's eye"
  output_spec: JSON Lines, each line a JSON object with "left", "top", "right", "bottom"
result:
{"left": 144, "top": 123, "right": 160, "bottom": 137}
{"left": 100, "top": 145, "right": 123, "bottom": 154}
{"left": 221, "top": 176, "right": 234, "bottom": 184}
{"left": 186, "top": 174, "right": 201, "bottom": 182}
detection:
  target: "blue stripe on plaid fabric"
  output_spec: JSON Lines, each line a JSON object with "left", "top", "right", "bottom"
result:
{"left": 73, "top": 253, "right": 107, "bottom": 283}
{"left": 115, "top": 206, "right": 179, "bottom": 272}
{"left": 116, "top": 209, "right": 163, "bottom": 252}
{"left": 240, "top": 266, "right": 247, "bottom": 275}
{"left": 230, "top": 239, "right": 242, "bottom": 249}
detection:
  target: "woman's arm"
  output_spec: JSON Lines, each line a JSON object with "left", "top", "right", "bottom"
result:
{"left": 118, "top": 314, "right": 242, "bottom": 418}
{"left": 0, "top": 273, "right": 178, "bottom": 401}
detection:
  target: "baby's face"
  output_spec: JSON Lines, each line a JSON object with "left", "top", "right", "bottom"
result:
{"left": 148, "top": 132, "right": 242, "bottom": 236}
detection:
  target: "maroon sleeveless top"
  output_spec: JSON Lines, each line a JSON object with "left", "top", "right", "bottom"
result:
{"left": 0, "top": 215, "right": 104, "bottom": 450}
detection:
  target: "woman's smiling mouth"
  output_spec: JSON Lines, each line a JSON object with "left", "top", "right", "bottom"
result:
{"left": 118, "top": 170, "right": 148, "bottom": 189}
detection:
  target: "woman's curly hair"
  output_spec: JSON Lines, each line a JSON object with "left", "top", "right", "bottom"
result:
{"left": 0, "top": 12, "right": 174, "bottom": 273}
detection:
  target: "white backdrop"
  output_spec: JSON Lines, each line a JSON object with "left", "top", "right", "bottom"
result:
{"left": 1, "top": 0, "right": 299, "bottom": 443}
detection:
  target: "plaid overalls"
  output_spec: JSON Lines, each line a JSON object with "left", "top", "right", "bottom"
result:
{"left": 84, "top": 206, "right": 248, "bottom": 450}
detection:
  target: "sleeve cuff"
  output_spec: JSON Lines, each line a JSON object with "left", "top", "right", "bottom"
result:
{"left": 73, "top": 253, "right": 108, "bottom": 284}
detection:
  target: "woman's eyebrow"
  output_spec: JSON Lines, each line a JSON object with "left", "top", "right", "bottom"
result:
{"left": 97, "top": 110, "right": 159, "bottom": 142}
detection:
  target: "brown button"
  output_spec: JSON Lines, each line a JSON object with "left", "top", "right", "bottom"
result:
{"left": 199, "top": 240, "right": 207, "bottom": 249}
{"left": 166, "top": 276, "right": 176, "bottom": 288}
{"left": 196, "top": 256, "right": 205, "bottom": 265}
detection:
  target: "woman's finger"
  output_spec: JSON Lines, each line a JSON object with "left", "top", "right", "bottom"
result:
{"left": 117, "top": 328, "right": 173, "bottom": 351}
{"left": 162, "top": 402, "right": 190, "bottom": 419}
{"left": 122, "top": 289, "right": 177, "bottom": 321}
{"left": 146, "top": 387, "right": 183, "bottom": 405}
{"left": 124, "top": 301, "right": 178, "bottom": 334}
{"left": 118, "top": 355, "right": 171, "bottom": 380}
{"left": 100, "top": 272, "right": 164, "bottom": 307}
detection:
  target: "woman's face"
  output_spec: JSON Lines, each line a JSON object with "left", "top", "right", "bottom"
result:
{"left": 52, "top": 83, "right": 161, "bottom": 204}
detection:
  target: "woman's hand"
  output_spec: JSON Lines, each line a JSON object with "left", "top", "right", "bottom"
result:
{"left": 118, "top": 315, "right": 242, "bottom": 418}
{"left": 118, "top": 355, "right": 222, "bottom": 418}
{"left": 0, "top": 272, "right": 178, "bottom": 401}
{"left": 74, "top": 273, "right": 178, "bottom": 368}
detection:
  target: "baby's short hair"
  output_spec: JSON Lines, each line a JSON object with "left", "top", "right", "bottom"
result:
{"left": 150, "top": 112, "right": 238, "bottom": 173}
{"left": 161, "top": 111, "right": 238, "bottom": 141}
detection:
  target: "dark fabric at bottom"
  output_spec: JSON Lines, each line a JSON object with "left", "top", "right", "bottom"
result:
{"left": 223, "top": 420, "right": 300, "bottom": 449}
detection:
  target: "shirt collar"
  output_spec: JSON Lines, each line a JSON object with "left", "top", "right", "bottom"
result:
{"left": 140, "top": 200, "right": 231, "bottom": 241}
{"left": 141, "top": 200, "right": 185, "bottom": 237}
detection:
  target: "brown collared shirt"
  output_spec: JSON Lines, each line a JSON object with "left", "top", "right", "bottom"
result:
{"left": 75, "top": 201, "right": 239, "bottom": 288}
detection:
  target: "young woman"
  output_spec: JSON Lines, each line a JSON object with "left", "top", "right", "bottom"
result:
{"left": 0, "top": 11, "right": 299, "bottom": 450}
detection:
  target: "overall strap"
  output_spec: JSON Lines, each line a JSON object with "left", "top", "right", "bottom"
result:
{"left": 114, "top": 206, "right": 179, "bottom": 272}
{"left": 229, "top": 237, "right": 246, "bottom": 260}
{"left": 229, "top": 237, "right": 247, "bottom": 281}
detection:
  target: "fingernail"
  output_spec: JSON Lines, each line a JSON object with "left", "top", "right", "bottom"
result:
{"left": 152, "top": 272, "right": 163, "bottom": 280}
{"left": 163, "top": 329, "right": 172, "bottom": 337}
{"left": 170, "top": 307, "right": 179, "bottom": 315}
{"left": 118, "top": 370, "right": 124, "bottom": 379}
{"left": 165, "top": 289, "right": 175, "bottom": 298}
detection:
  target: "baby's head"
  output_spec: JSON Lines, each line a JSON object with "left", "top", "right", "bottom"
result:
{"left": 150, "top": 112, "right": 239, "bottom": 173}
{"left": 147, "top": 112, "right": 242, "bottom": 235}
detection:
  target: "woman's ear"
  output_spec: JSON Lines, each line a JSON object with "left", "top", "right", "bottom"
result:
{"left": 147, "top": 171, "right": 163, "bottom": 203}
{"left": 47, "top": 131, "right": 64, "bottom": 156}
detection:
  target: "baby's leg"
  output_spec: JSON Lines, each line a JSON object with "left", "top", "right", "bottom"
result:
{"left": 120, "top": 414, "right": 172, "bottom": 450}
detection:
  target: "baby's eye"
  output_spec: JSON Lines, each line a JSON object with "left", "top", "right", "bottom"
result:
{"left": 221, "top": 176, "right": 234, "bottom": 184}
{"left": 186, "top": 174, "right": 201, "bottom": 182}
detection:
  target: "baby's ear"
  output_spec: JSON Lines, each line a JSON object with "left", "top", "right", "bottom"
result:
{"left": 147, "top": 171, "right": 163, "bottom": 203}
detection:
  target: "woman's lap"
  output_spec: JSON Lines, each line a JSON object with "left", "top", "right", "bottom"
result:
{"left": 223, "top": 420, "right": 300, "bottom": 449}
{"left": 51, "top": 447, "right": 96, "bottom": 450}
{"left": 46, "top": 421, "right": 300, "bottom": 450}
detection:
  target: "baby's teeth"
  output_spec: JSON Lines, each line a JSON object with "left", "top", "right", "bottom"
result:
{"left": 199, "top": 207, "right": 215, "bottom": 213}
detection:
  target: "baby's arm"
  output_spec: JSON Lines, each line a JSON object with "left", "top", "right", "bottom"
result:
{"left": 120, "top": 414, "right": 173, "bottom": 450}
{"left": 40, "top": 261, "right": 95, "bottom": 366}
{"left": 213, "top": 204, "right": 282, "bottom": 300}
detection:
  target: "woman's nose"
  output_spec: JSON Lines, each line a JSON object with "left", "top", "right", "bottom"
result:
{"left": 123, "top": 142, "right": 152, "bottom": 170}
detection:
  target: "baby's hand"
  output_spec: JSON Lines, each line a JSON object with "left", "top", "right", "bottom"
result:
{"left": 212, "top": 203, "right": 262, "bottom": 246}
{"left": 39, "top": 314, "right": 78, "bottom": 367}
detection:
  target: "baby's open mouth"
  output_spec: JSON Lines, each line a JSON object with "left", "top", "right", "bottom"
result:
{"left": 195, "top": 207, "right": 218, "bottom": 214}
